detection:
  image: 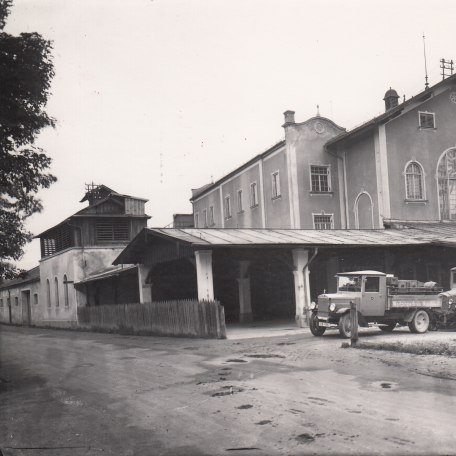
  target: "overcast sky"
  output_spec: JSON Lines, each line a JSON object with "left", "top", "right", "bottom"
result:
{"left": 6, "top": 0, "right": 456, "bottom": 270}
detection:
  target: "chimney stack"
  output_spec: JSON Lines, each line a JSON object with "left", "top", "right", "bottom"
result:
{"left": 283, "top": 110, "right": 295, "bottom": 127}
{"left": 383, "top": 88, "right": 399, "bottom": 111}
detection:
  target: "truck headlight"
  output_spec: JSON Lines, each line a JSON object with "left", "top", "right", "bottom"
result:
{"left": 329, "top": 303, "right": 336, "bottom": 312}
{"left": 310, "top": 302, "right": 316, "bottom": 310}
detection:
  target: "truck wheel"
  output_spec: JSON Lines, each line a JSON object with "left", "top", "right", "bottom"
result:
{"left": 408, "top": 310, "right": 430, "bottom": 334}
{"left": 309, "top": 312, "right": 326, "bottom": 336}
{"left": 379, "top": 323, "right": 396, "bottom": 332}
{"left": 338, "top": 313, "right": 352, "bottom": 339}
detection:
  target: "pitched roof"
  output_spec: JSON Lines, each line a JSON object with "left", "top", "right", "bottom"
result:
{"left": 0, "top": 266, "right": 40, "bottom": 290}
{"left": 190, "top": 140, "right": 285, "bottom": 201}
{"left": 325, "top": 73, "right": 456, "bottom": 149}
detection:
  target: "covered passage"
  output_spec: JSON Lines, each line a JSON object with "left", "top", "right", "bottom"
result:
{"left": 113, "top": 226, "right": 456, "bottom": 326}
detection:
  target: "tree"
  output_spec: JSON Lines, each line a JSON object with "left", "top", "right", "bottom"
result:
{"left": 0, "top": 0, "right": 56, "bottom": 280}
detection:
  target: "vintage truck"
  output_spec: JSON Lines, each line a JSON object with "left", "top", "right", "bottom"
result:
{"left": 309, "top": 270, "right": 456, "bottom": 338}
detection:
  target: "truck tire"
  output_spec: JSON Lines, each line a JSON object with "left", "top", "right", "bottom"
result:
{"left": 408, "top": 310, "right": 430, "bottom": 334}
{"left": 309, "top": 312, "right": 326, "bottom": 336}
{"left": 338, "top": 313, "right": 352, "bottom": 339}
{"left": 379, "top": 323, "right": 396, "bottom": 332}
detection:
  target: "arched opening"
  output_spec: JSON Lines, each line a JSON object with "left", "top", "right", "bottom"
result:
{"left": 437, "top": 148, "right": 456, "bottom": 220}
{"left": 54, "top": 277, "right": 59, "bottom": 307}
{"left": 63, "top": 274, "right": 69, "bottom": 307}
{"left": 355, "top": 192, "right": 374, "bottom": 229}
{"left": 405, "top": 161, "right": 424, "bottom": 200}
{"left": 46, "top": 279, "right": 51, "bottom": 307}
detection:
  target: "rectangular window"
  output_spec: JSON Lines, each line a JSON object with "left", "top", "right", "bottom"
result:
{"left": 0, "top": 298, "right": 3, "bottom": 307}
{"left": 365, "top": 276, "right": 380, "bottom": 293}
{"left": 419, "top": 111, "right": 435, "bottom": 129}
{"left": 14, "top": 297, "right": 18, "bottom": 306}
{"left": 202, "top": 209, "right": 208, "bottom": 228}
{"left": 272, "top": 171, "right": 281, "bottom": 198}
{"left": 34, "top": 293, "right": 38, "bottom": 306}
{"left": 96, "top": 220, "right": 129, "bottom": 242}
{"left": 209, "top": 206, "right": 214, "bottom": 226}
{"left": 310, "top": 165, "right": 331, "bottom": 192}
{"left": 224, "top": 195, "right": 232, "bottom": 219}
{"left": 237, "top": 189, "right": 243, "bottom": 213}
{"left": 313, "top": 214, "right": 333, "bottom": 229}
{"left": 195, "top": 213, "right": 199, "bottom": 228}
{"left": 250, "top": 182, "right": 258, "bottom": 207}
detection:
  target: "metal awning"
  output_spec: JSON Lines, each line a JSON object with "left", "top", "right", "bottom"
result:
{"left": 113, "top": 225, "right": 456, "bottom": 265}
{"left": 75, "top": 265, "right": 137, "bottom": 286}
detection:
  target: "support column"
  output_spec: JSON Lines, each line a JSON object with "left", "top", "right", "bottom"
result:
{"left": 195, "top": 250, "right": 214, "bottom": 301}
{"left": 138, "top": 265, "right": 152, "bottom": 303}
{"left": 292, "top": 249, "right": 311, "bottom": 328}
{"left": 237, "top": 260, "right": 252, "bottom": 323}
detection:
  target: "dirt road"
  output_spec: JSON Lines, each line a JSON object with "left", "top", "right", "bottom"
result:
{"left": 1, "top": 324, "right": 456, "bottom": 455}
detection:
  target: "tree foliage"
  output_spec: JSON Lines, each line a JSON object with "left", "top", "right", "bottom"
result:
{"left": 0, "top": 0, "right": 56, "bottom": 280}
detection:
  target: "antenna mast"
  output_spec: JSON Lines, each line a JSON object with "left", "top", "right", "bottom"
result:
{"left": 423, "top": 33, "right": 429, "bottom": 89}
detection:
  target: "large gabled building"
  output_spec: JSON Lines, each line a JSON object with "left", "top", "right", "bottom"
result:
{"left": 192, "top": 73, "right": 456, "bottom": 232}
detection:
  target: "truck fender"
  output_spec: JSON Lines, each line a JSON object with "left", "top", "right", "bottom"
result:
{"left": 403, "top": 309, "right": 417, "bottom": 323}
{"left": 336, "top": 307, "right": 350, "bottom": 314}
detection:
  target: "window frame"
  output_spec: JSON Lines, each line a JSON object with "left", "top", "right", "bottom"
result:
{"left": 237, "top": 189, "right": 243, "bottom": 213}
{"left": 54, "top": 277, "right": 60, "bottom": 307}
{"left": 194, "top": 212, "right": 199, "bottom": 228}
{"left": 63, "top": 274, "right": 69, "bottom": 308}
{"left": 14, "top": 296, "right": 18, "bottom": 307}
{"left": 418, "top": 111, "right": 435, "bottom": 129}
{"left": 209, "top": 206, "right": 214, "bottom": 226}
{"left": 271, "top": 171, "right": 281, "bottom": 199}
{"left": 34, "top": 293, "right": 38, "bottom": 306}
{"left": 310, "top": 164, "right": 332, "bottom": 193}
{"left": 312, "top": 212, "right": 334, "bottom": 230}
{"left": 46, "top": 279, "right": 51, "bottom": 307}
{"left": 404, "top": 160, "right": 426, "bottom": 201}
{"left": 224, "top": 195, "right": 232, "bottom": 219}
{"left": 202, "top": 209, "right": 208, "bottom": 228}
{"left": 250, "top": 182, "right": 258, "bottom": 208}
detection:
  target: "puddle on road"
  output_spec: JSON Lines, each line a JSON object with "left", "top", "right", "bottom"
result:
{"left": 237, "top": 404, "right": 253, "bottom": 409}
{"left": 226, "top": 359, "right": 248, "bottom": 363}
{"left": 255, "top": 420, "right": 271, "bottom": 425}
{"left": 245, "top": 354, "right": 285, "bottom": 359}
{"left": 371, "top": 380, "right": 399, "bottom": 390}
{"left": 210, "top": 386, "right": 244, "bottom": 397}
{"left": 295, "top": 433, "right": 315, "bottom": 443}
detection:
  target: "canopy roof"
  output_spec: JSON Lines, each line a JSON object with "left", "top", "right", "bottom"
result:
{"left": 114, "top": 224, "right": 456, "bottom": 265}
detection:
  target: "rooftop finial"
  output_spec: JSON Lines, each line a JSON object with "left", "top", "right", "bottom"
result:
{"left": 316, "top": 104, "right": 320, "bottom": 117}
{"left": 423, "top": 33, "right": 429, "bottom": 90}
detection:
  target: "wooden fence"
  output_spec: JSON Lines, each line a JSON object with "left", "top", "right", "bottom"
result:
{"left": 77, "top": 299, "right": 226, "bottom": 339}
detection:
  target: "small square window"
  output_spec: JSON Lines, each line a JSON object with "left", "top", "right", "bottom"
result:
{"left": 313, "top": 214, "right": 333, "bottom": 229}
{"left": 419, "top": 112, "right": 435, "bottom": 129}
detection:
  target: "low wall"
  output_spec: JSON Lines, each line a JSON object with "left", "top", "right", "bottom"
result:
{"left": 77, "top": 300, "right": 226, "bottom": 339}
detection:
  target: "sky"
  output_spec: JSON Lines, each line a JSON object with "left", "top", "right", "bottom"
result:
{"left": 5, "top": 0, "right": 456, "bottom": 270}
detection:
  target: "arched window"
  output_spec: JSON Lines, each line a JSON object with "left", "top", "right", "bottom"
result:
{"left": 405, "top": 162, "right": 424, "bottom": 200}
{"left": 437, "top": 148, "right": 456, "bottom": 220}
{"left": 63, "top": 274, "right": 69, "bottom": 307}
{"left": 54, "top": 277, "right": 59, "bottom": 307}
{"left": 46, "top": 279, "right": 51, "bottom": 307}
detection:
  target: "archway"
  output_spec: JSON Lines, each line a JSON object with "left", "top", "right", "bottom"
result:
{"left": 355, "top": 191, "right": 374, "bottom": 229}
{"left": 437, "top": 148, "right": 456, "bottom": 220}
